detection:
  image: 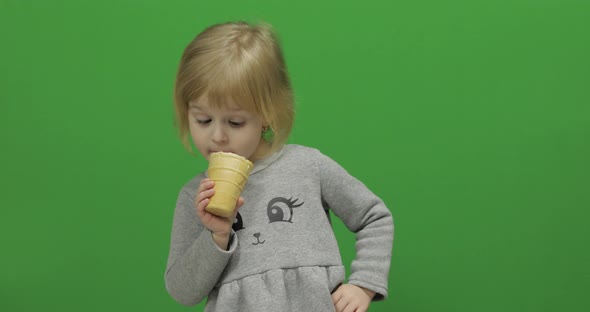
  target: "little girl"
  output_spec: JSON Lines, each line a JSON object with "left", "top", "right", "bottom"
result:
{"left": 165, "top": 21, "right": 394, "bottom": 312}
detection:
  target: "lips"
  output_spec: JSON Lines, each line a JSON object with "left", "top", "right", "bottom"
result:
{"left": 209, "top": 149, "right": 234, "bottom": 155}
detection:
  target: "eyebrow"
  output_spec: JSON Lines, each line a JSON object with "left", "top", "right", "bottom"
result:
{"left": 189, "top": 103, "right": 203, "bottom": 110}
{"left": 189, "top": 102, "right": 244, "bottom": 112}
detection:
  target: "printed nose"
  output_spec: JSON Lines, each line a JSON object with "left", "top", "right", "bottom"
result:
{"left": 253, "top": 232, "right": 260, "bottom": 238}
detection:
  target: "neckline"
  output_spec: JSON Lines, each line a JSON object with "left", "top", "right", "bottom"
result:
{"left": 250, "top": 145, "right": 286, "bottom": 175}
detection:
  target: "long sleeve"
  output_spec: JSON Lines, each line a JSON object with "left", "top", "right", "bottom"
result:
{"left": 315, "top": 150, "right": 394, "bottom": 300}
{"left": 164, "top": 185, "right": 237, "bottom": 306}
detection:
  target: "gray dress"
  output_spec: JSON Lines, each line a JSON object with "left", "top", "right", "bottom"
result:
{"left": 165, "top": 145, "right": 394, "bottom": 311}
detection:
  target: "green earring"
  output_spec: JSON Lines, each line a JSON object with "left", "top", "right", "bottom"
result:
{"left": 262, "top": 126, "right": 274, "bottom": 142}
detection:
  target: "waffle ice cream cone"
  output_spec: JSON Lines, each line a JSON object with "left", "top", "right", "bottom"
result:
{"left": 206, "top": 152, "right": 254, "bottom": 217}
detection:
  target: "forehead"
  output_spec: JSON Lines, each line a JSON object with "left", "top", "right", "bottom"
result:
{"left": 188, "top": 96, "right": 243, "bottom": 112}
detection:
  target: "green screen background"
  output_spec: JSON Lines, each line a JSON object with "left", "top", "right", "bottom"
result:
{"left": 1, "top": 0, "right": 589, "bottom": 311}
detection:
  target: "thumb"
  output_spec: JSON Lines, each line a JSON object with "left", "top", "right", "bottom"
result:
{"left": 230, "top": 197, "right": 245, "bottom": 220}
{"left": 236, "top": 197, "right": 245, "bottom": 209}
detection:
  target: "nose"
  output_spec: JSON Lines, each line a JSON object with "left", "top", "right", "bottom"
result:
{"left": 211, "top": 124, "right": 228, "bottom": 144}
{"left": 253, "top": 232, "right": 260, "bottom": 238}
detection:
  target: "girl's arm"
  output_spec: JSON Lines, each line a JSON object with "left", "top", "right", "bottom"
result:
{"left": 315, "top": 150, "right": 394, "bottom": 300}
{"left": 164, "top": 185, "right": 236, "bottom": 306}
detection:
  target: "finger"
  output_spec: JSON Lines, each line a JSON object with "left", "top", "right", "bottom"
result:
{"left": 332, "top": 286, "right": 343, "bottom": 303}
{"left": 195, "top": 190, "right": 215, "bottom": 217}
{"left": 229, "top": 197, "right": 245, "bottom": 220}
{"left": 236, "top": 197, "right": 245, "bottom": 209}
{"left": 195, "top": 180, "right": 214, "bottom": 205}
{"left": 198, "top": 179, "right": 215, "bottom": 193}
{"left": 195, "top": 197, "right": 210, "bottom": 218}
{"left": 334, "top": 299, "right": 347, "bottom": 312}
{"left": 332, "top": 290, "right": 343, "bottom": 308}
{"left": 342, "top": 303, "right": 357, "bottom": 312}
{"left": 196, "top": 188, "right": 215, "bottom": 205}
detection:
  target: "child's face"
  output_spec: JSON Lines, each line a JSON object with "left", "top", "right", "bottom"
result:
{"left": 188, "top": 97, "right": 267, "bottom": 162}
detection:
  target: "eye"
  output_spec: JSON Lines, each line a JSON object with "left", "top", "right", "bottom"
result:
{"left": 196, "top": 119, "right": 211, "bottom": 125}
{"left": 267, "top": 197, "right": 304, "bottom": 223}
{"left": 232, "top": 212, "right": 245, "bottom": 232}
{"left": 228, "top": 120, "right": 245, "bottom": 128}
{"left": 268, "top": 204, "right": 290, "bottom": 223}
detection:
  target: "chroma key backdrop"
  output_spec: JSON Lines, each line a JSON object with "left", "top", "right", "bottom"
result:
{"left": 1, "top": 0, "right": 588, "bottom": 311}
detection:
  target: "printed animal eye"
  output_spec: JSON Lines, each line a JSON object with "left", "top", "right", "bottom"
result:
{"left": 268, "top": 205, "right": 290, "bottom": 223}
{"left": 267, "top": 197, "right": 304, "bottom": 223}
{"left": 232, "top": 212, "right": 245, "bottom": 232}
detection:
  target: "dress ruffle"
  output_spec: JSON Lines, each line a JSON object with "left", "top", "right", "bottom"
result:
{"left": 205, "top": 265, "right": 345, "bottom": 312}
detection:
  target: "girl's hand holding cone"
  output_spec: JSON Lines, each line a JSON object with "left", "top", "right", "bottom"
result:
{"left": 195, "top": 178, "right": 244, "bottom": 250}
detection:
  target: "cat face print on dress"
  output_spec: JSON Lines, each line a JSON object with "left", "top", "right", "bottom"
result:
{"left": 232, "top": 196, "right": 304, "bottom": 246}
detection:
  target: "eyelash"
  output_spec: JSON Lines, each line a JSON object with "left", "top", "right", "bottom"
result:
{"left": 195, "top": 119, "right": 245, "bottom": 128}
{"left": 228, "top": 121, "right": 245, "bottom": 128}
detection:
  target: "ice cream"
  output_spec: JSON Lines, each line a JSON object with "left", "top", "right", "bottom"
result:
{"left": 206, "top": 152, "right": 254, "bottom": 217}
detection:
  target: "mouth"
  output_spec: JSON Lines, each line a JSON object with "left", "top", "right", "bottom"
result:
{"left": 209, "top": 150, "right": 232, "bottom": 155}
{"left": 252, "top": 238, "right": 265, "bottom": 246}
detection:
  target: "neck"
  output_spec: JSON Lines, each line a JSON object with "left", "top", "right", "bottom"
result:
{"left": 249, "top": 141, "right": 272, "bottom": 162}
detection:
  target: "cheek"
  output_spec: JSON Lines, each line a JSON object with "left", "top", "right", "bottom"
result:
{"left": 188, "top": 125, "right": 199, "bottom": 140}
{"left": 236, "top": 128, "right": 262, "bottom": 151}
{"left": 248, "top": 126, "right": 263, "bottom": 142}
{"left": 189, "top": 125, "right": 207, "bottom": 146}
{"left": 236, "top": 129, "right": 259, "bottom": 145}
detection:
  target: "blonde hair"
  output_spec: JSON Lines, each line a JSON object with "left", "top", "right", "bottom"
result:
{"left": 173, "top": 21, "right": 294, "bottom": 154}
